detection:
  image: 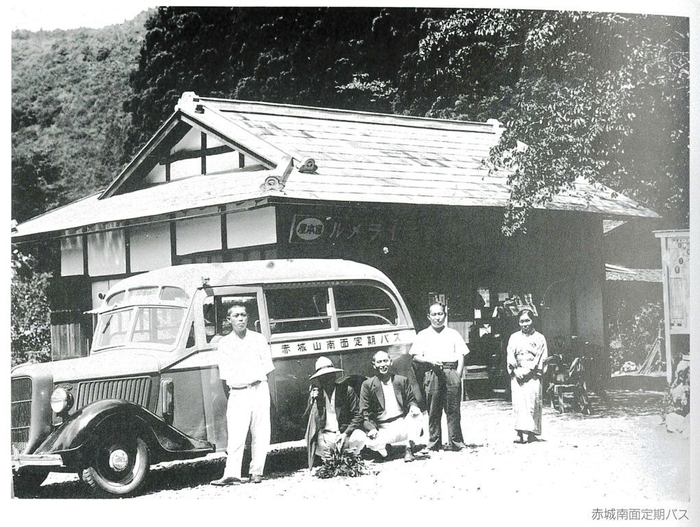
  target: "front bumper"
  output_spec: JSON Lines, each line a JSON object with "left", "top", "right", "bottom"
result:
{"left": 12, "top": 452, "right": 64, "bottom": 472}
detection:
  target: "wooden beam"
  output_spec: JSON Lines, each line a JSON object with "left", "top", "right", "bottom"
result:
{"left": 101, "top": 116, "right": 189, "bottom": 198}
{"left": 162, "top": 145, "right": 234, "bottom": 165}
{"left": 201, "top": 132, "right": 207, "bottom": 175}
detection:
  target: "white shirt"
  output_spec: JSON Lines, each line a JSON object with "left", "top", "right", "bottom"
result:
{"left": 324, "top": 389, "right": 339, "bottom": 432}
{"left": 410, "top": 326, "right": 469, "bottom": 363}
{"left": 216, "top": 329, "right": 274, "bottom": 388}
{"left": 378, "top": 379, "right": 402, "bottom": 422}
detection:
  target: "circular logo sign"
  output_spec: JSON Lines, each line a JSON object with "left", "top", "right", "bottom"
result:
{"left": 295, "top": 217, "right": 324, "bottom": 240}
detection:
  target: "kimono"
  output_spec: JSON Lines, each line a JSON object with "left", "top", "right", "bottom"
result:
{"left": 506, "top": 329, "right": 548, "bottom": 435}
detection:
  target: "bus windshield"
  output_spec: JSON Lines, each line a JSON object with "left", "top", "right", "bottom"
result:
{"left": 92, "top": 305, "right": 186, "bottom": 351}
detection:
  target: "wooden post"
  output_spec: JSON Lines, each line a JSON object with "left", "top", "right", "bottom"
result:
{"left": 659, "top": 235, "right": 674, "bottom": 384}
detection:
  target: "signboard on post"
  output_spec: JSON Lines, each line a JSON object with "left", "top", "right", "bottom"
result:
{"left": 655, "top": 230, "right": 690, "bottom": 383}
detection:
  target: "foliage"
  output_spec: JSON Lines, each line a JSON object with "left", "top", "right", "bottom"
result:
{"left": 125, "top": 7, "right": 688, "bottom": 234}
{"left": 607, "top": 301, "right": 663, "bottom": 373}
{"left": 11, "top": 10, "right": 153, "bottom": 223}
{"left": 11, "top": 250, "right": 52, "bottom": 366}
{"left": 11, "top": 7, "right": 689, "bottom": 237}
{"left": 314, "top": 446, "right": 370, "bottom": 479}
{"left": 124, "top": 7, "right": 434, "bottom": 157}
{"left": 11, "top": 149, "right": 62, "bottom": 223}
{"left": 662, "top": 359, "right": 689, "bottom": 418}
{"left": 414, "top": 10, "right": 689, "bottom": 233}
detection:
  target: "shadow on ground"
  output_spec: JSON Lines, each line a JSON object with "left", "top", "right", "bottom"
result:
{"left": 141, "top": 448, "right": 308, "bottom": 496}
{"left": 551, "top": 389, "right": 666, "bottom": 420}
{"left": 18, "top": 389, "right": 668, "bottom": 498}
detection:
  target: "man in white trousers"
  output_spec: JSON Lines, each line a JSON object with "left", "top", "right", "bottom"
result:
{"left": 360, "top": 350, "right": 428, "bottom": 462}
{"left": 211, "top": 301, "right": 274, "bottom": 486}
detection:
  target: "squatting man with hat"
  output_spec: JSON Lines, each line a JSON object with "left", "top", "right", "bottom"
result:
{"left": 211, "top": 302, "right": 274, "bottom": 486}
{"left": 410, "top": 301, "right": 470, "bottom": 452}
{"left": 359, "top": 350, "right": 428, "bottom": 462}
{"left": 304, "top": 356, "right": 367, "bottom": 469}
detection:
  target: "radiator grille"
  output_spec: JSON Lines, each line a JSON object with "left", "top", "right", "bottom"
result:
{"left": 11, "top": 378, "right": 32, "bottom": 453}
{"left": 76, "top": 377, "right": 151, "bottom": 409}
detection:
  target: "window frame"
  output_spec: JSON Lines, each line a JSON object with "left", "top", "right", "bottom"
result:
{"left": 263, "top": 281, "right": 403, "bottom": 343}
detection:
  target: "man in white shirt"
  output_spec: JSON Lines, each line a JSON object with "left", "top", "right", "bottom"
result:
{"left": 211, "top": 302, "right": 274, "bottom": 486}
{"left": 410, "top": 301, "right": 470, "bottom": 451}
{"left": 360, "top": 350, "right": 426, "bottom": 462}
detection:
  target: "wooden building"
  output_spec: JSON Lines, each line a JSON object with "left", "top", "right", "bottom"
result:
{"left": 12, "top": 92, "right": 658, "bottom": 375}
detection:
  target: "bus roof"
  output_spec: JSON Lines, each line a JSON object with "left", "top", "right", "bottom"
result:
{"left": 104, "top": 259, "right": 397, "bottom": 298}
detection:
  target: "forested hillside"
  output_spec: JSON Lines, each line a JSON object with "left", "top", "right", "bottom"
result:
{"left": 11, "top": 9, "right": 153, "bottom": 223}
{"left": 12, "top": 7, "right": 689, "bottom": 230}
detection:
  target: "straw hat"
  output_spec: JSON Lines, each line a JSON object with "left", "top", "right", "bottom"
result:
{"left": 309, "top": 356, "right": 343, "bottom": 379}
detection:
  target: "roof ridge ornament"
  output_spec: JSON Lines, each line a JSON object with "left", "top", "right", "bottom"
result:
{"left": 177, "top": 91, "right": 200, "bottom": 112}
{"left": 262, "top": 175, "right": 283, "bottom": 191}
{"left": 297, "top": 158, "right": 317, "bottom": 174}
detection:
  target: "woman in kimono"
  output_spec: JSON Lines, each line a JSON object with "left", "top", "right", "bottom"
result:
{"left": 507, "top": 308, "right": 548, "bottom": 443}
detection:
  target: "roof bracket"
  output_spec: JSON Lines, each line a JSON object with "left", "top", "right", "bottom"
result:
{"left": 260, "top": 156, "right": 294, "bottom": 192}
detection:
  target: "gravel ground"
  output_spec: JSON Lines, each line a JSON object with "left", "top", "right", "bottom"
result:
{"left": 16, "top": 389, "right": 692, "bottom": 525}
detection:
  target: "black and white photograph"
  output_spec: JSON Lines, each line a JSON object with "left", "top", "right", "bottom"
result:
{"left": 8, "top": 1, "right": 696, "bottom": 524}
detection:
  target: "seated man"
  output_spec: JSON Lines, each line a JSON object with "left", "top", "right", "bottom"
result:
{"left": 360, "top": 350, "right": 427, "bottom": 463}
{"left": 304, "top": 356, "right": 367, "bottom": 470}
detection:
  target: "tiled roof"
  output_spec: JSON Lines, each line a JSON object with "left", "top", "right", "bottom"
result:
{"left": 605, "top": 265, "right": 662, "bottom": 283}
{"left": 13, "top": 93, "right": 659, "bottom": 239}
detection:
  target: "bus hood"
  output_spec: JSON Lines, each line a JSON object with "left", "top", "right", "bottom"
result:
{"left": 12, "top": 349, "right": 163, "bottom": 383}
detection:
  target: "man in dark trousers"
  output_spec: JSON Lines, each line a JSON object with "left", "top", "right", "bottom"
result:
{"left": 360, "top": 350, "right": 427, "bottom": 462}
{"left": 304, "top": 357, "right": 367, "bottom": 469}
{"left": 410, "top": 301, "right": 470, "bottom": 451}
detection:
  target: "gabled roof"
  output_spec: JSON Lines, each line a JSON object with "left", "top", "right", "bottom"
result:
{"left": 13, "top": 92, "right": 658, "bottom": 239}
{"left": 603, "top": 219, "right": 627, "bottom": 234}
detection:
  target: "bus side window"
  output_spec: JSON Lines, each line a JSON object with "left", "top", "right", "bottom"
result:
{"left": 334, "top": 284, "right": 399, "bottom": 328}
{"left": 203, "top": 298, "right": 217, "bottom": 343}
{"left": 186, "top": 322, "right": 196, "bottom": 348}
{"left": 210, "top": 294, "right": 259, "bottom": 340}
{"left": 266, "top": 287, "right": 331, "bottom": 334}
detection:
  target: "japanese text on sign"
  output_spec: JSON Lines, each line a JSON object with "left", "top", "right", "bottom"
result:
{"left": 288, "top": 214, "right": 398, "bottom": 244}
{"left": 270, "top": 329, "right": 413, "bottom": 358}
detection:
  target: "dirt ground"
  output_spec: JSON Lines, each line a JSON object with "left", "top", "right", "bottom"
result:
{"left": 15, "top": 389, "right": 692, "bottom": 525}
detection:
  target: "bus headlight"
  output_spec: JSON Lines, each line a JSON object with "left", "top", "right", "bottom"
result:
{"left": 50, "top": 386, "right": 74, "bottom": 415}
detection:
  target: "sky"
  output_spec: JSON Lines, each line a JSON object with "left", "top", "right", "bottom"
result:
{"left": 10, "top": 2, "right": 157, "bottom": 31}
{"left": 8, "top": 1, "right": 694, "bottom": 32}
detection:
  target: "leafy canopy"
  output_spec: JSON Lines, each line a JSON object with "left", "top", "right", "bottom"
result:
{"left": 407, "top": 10, "right": 689, "bottom": 232}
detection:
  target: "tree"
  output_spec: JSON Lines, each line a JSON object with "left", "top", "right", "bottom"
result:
{"left": 128, "top": 8, "right": 688, "bottom": 233}
{"left": 124, "top": 7, "right": 435, "bottom": 157}
{"left": 11, "top": 148, "right": 60, "bottom": 223}
{"left": 406, "top": 10, "right": 689, "bottom": 233}
{"left": 11, "top": 250, "right": 52, "bottom": 366}
{"left": 12, "top": 13, "right": 150, "bottom": 221}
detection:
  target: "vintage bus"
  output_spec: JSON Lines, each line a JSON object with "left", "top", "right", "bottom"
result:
{"left": 11, "top": 259, "right": 416, "bottom": 497}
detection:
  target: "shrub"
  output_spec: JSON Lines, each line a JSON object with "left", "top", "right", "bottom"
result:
{"left": 663, "top": 359, "right": 690, "bottom": 417}
{"left": 608, "top": 301, "right": 663, "bottom": 373}
{"left": 314, "top": 446, "right": 370, "bottom": 479}
{"left": 11, "top": 250, "right": 52, "bottom": 367}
